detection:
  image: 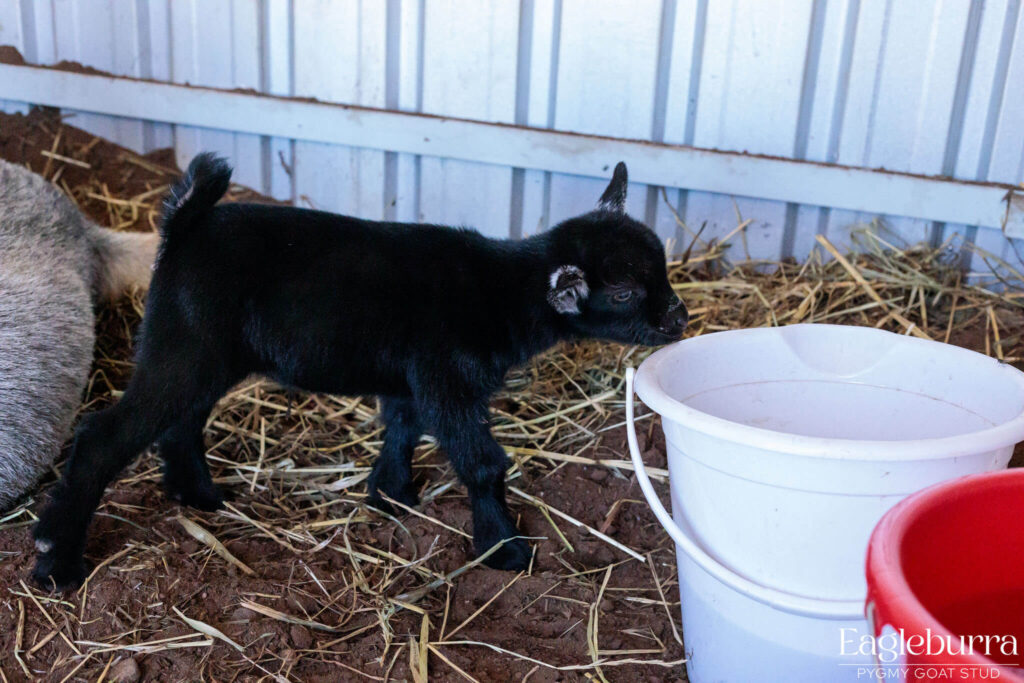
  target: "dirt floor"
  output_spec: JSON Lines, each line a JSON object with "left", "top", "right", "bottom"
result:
{"left": 2, "top": 108, "right": 1023, "bottom": 683}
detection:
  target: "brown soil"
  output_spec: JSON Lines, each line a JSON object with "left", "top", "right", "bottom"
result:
{"left": 0, "top": 109, "right": 685, "bottom": 682}
{"left": 0, "top": 429, "right": 680, "bottom": 683}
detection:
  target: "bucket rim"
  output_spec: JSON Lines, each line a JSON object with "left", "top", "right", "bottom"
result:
{"left": 866, "top": 470, "right": 1024, "bottom": 679}
{"left": 635, "top": 324, "right": 1024, "bottom": 461}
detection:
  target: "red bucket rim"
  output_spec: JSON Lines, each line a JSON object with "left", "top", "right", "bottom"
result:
{"left": 866, "top": 468, "right": 1024, "bottom": 678}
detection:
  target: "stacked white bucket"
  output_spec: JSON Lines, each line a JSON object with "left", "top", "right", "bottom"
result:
{"left": 626, "top": 324, "right": 1024, "bottom": 683}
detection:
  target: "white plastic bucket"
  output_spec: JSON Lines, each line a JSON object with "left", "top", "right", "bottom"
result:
{"left": 625, "top": 324, "right": 1024, "bottom": 682}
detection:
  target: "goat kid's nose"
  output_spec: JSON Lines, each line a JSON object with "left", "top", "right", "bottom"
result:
{"left": 659, "top": 299, "right": 689, "bottom": 335}
{"left": 670, "top": 299, "right": 689, "bottom": 324}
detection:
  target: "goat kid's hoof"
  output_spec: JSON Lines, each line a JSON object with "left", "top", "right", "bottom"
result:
{"left": 165, "top": 481, "right": 227, "bottom": 512}
{"left": 366, "top": 485, "right": 420, "bottom": 516}
{"left": 31, "top": 542, "right": 86, "bottom": 592}
{"left": 479, "top": 537, "right": 531, "bottom": 572}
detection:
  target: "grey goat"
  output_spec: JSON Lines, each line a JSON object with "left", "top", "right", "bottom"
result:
{"left": 0, "top": 159, "right": 159, "bottom": 510}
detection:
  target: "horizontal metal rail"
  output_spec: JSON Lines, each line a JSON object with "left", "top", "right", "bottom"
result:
{"left": 1, "top": 62, "right": 1018, "bottom": 232}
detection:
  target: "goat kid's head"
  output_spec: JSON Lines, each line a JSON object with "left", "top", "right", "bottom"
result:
{"left": 546, "top": 162, "right": 688, "bottom": 346}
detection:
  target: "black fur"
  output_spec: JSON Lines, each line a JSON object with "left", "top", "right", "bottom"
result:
{"left": 32, "top": 155, "right": 688, "bottom": 590}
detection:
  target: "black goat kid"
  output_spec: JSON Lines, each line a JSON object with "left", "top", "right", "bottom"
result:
{"left": 32, "top": 155, "right": 688, "bottom": 589}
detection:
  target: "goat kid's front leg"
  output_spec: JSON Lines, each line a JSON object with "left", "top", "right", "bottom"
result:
{"left": 424, "top": 398, "right": 530, "bottom": 571}
{"left": 367, "top": 397, "right": 422, "bottom": 514}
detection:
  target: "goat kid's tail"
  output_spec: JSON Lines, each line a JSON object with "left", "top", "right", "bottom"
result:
{"left": 161, "top": 152, "right": 232, "bottom": 239}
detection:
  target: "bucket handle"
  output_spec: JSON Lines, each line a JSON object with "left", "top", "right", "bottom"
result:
{"left": 625, "top": 367, "right": 865, "bottom": 621}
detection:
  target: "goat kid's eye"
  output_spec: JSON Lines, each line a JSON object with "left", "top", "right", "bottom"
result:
{"left": 612, "top": 290, "right": 634, "bottom": 303}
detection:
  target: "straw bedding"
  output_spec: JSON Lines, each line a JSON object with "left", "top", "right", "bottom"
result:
{"left": 0, "top": 108, "right": 1020, "bottom": 682}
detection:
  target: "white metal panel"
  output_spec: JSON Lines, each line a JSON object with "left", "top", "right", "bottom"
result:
{"left": 23, "top": 0, "right": 57, "bottom": 65}
{"left": 0, "top": 0, "right": 29, "bottom": 114}
{"left": 226, "top": 0, "right": 265, "bottom": 192}
{"left": 954, "top": 0, "right": 1010, "bottom": 183}
{"left": 865, "top": 2, "right": 975, "bottom": 252}
{"left": 938, "top": 0, "right": 1015, "bottom": 266}
{"left": 653, "top": 0, "right": 703, "bottom": 248}
{"left": 986, "top": 1, "right": 1024, "bottom": 185}
{"left": 390, "top": 0, "right": 424, "bottom": 224}
{"left": 970, "top": 0, "right": 1024, "bottom": 277}
{"left": 46, "top": 0, "right": 143, "bottom": 145}
{"left": 168, "top": 0, "right": 265, "bottom": 191}
{"left": 814, "top": 0, "right": 886, "bottom": 253}
{"left": 787, "top": 0, "right": 858, "bottom": 261}
{"left": 418, "top": 0, "right": 518, "bottom": 236}
{"left": 2, "top": 0, "right": 1023, "bottom": 268}
{"left": 167, "top": 0, "right": 229, "bottom": 173}
{"left": 661, "top": 0, "right": 702, "bottom": 147}
{"left": 262, "top": 0, "right": 294, "bottom": 201}
{"left": 684, "top": 0, "right": 814, "bottom": 261}
{"left": 0, "top": 2, "right": 25, "bottom": 51}
{"left": 517, "top": 0, "right": 559, "bottom": 238}
{"left": 292, "top": 0, "right": 387, "bottom": 218}
{"left": 136, "top": 0, "right": 175, "bottom": 153}
{"left": 654, "top": 0, "right": 711, "bottom": 252}
{"left": 548, "top": 0, "right": 660, "bottom": 234}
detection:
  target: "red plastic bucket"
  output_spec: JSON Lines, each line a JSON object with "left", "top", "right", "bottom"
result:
{"left": 867, "top": 469, "right": 1024, "bottom": 681}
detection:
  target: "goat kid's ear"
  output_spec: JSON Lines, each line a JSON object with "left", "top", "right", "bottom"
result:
{"left": 547, "top": 265, "right": 589, "bottom": 315}
{"left": 597, "top": 161, "right": 628, "bottom": 213}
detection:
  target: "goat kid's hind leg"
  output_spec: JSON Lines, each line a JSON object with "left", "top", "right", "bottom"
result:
{"left": 32, "top": 393, "right": 170, "bottom": 590}
{"left": 367, "top": 397, "right": 422, "bottom": 515}
{"left": 158, "top": 411, "right": 224, "bottom": 512}
{"left": 424, "top": 399, "right": 530, "bottom": 571}
{"left": 33, "top": 353, "right": 233, "bottom": 590}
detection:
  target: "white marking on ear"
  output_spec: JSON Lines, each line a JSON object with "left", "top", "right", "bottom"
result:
{"left": 548, "top": 265, "right": 589, "bottom": 315}
{"left": 549, "top": 266, "right": 569, "bottom": 289}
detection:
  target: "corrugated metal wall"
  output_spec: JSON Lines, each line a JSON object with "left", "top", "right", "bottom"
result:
{"left": 1, "top": 0, "right": 1023, "bottom": 268}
